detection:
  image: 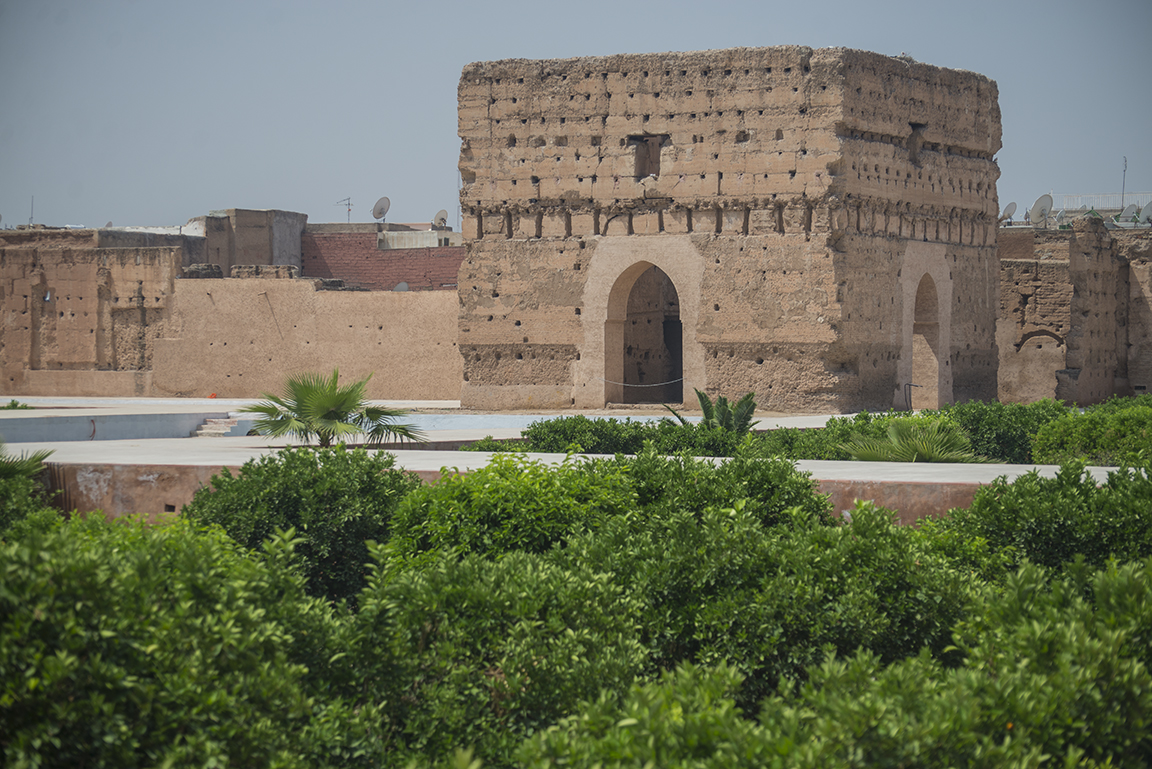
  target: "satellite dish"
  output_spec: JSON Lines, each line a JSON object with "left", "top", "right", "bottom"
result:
{"left": 999, "top": 201, "right": 1017, "bottom": 222}
{"left": 433, "top": 209, "right": 449, "bottom": 227}
{"left": 372, "top": 197, "right": 391, "bottom": 221}
{"left": 1120, "top": 203, "right": 1139, "bottom": 222}
{"left": 105, "top": 221, "right": 113, "bottom": 228}
{"left": 1029, "top": 194, "right": 1053, "bottom": 228}
{"left": 1139, "top": 201, "right": 1152, "bottom": 224}
{"left": 1054, "top": 209, "right": 1065, "bottom": 224}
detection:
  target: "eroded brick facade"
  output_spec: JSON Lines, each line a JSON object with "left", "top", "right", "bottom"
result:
{"left": 457, "top": 46, "right": 1002, "bottom": 410}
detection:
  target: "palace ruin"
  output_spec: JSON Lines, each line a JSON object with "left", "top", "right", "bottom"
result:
{"left": 457, "top": 46, "right": 1002, "bottom": 410}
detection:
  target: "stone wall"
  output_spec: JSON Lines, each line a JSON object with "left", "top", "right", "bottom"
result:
{"left": 996, "top": 220, "right": 1149, "bottom": 405}
{"left": 457, "top": 46, "right": 1001, "bottom": 410}
{"left": 1, "top": 229, "right": 462, "bottom": 400}
{"left": 0, "top": 240, "right": 182, "bottom": 396}
{"left": 152, "top": 279, "right": 462, "bottom": 399}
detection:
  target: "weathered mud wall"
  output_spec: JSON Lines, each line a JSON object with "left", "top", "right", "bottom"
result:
{"left": 457, "top": 46, "right": 1001, "bottom": 410}
{"left": 1, "top": 242, "right": 181, "bottom": 396}
{"left": 152, "top": 279, "right": 461, "bottom": 399}
{"left": 1, "top": 229, "right": 462, "bottom": 400}
{"left": 996, "top": 220, "right": 1147, "bottom": 405}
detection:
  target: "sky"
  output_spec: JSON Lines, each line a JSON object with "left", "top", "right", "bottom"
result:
{"left": 1, "top": 0, "right": 1149, "bottom": 230}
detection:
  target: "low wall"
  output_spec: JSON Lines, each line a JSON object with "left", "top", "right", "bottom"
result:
{"left": 152, "top": 278, "right": 462, "bottom": 399}
{"left": 47, "top": 457, "right": 981, "bottom": 524}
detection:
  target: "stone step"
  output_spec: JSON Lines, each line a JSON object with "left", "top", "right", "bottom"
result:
{"left": 193, "top": 417, "right": 238, "bottom": 438}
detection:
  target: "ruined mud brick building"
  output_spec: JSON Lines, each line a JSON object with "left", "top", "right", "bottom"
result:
{"left": 998, "top": 221, "right": 1151, "bottom": 403}
{"left": 456, "top": 46, "right": 1002, "bottom": 411}
{"left": 0, "top": 215, "right": 464, "bottom": 399}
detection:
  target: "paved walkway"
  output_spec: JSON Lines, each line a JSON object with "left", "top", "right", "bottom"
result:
{"left": 3, "top": 396, "right": 1120, "bottom": 523}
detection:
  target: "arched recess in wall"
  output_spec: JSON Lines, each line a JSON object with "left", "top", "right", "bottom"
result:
{"left": 911, "top": 273, "right": 941, "bottom": 409}
{"left": 1006, "top": 329, "right": 1065, "bottom": 403}
{"left": 604, "top": 263, "right": 683, "bottom": 404}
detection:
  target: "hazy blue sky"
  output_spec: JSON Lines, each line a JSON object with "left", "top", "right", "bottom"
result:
{"left": 1, "top": 0, "right": 1148, "bottom": 229}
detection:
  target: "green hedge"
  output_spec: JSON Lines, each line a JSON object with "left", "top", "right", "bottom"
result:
{"left": 0, "top": 520, "right": 380, "bottom": 768}
{"left": 921, "top": 462, "right": 1152, "bottom": 576}
{"left": 182, "top": 446, "right": 421, "bottom": 606}
{"left": 388, "top": 454, "right": 635, "bottom": 565}
{"left": 352, "top": 548, "right": 648, "bottom": 764}
{"left": 519, "top": 560, "right": 1152, "bottom": 768}
{"left": 1033, "top": 405, "right": 1152, "bottom": 466}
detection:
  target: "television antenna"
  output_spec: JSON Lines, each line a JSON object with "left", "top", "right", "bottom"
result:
{"left": 1029, "top": 194, "right": 1053, "bottom": 229}
{"left": 336, "top": 197, "right": 353, "bottom": 223}
{"left": 433, "top": 208, "right": 448, "bottom": 227}
{"left": 998, "top": 201, "right": 1017, "bottom": 223}
{"left": 372, "top": 196, "right": 391, "bottom": 222}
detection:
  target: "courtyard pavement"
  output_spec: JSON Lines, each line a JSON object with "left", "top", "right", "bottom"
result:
{"left": 1, "top": 396, "right": 1117, "bottom": 486}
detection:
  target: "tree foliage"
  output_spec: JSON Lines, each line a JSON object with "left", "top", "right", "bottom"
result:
{"left": 182, "top": 446, "right": 421, "bottom": 605}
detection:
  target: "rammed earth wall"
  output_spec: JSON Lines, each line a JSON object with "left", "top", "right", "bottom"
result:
{"left": 457, "top": 46, "right": 1002, "bottom": 410}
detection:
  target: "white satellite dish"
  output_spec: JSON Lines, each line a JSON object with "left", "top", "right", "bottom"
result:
{"left": 1029, "top": 194, "right": 1053, "bottom": 228}
{"left": 433, "top": 209, "right": 449, "bottom": 227}
{"left": 999, "top": 201, "right": 1017, "bottom": 222}
{"left": 1120, "top": 203, "right": 1139, "bottom": 222}
{"left": 1054, "top": 209, "right": 1065, "bottom": 224}
{"left": 372, "top": 196, "right": 391, "bottom": 221}
{"left": 105, "top": 221, "right": 113, "bottom": 228}
{"left": 1139, "top": 200, "right": 1152, "bottom": 224}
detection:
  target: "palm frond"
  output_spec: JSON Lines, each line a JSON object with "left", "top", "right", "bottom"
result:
{"left": 0, "top": 438, "right": 54, "bottom": 480}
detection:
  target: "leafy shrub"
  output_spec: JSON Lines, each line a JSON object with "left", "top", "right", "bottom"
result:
{"left": 550, "top": 499, "right": 973, "bottom": 712}
{"left": 354, "top": 548, "right": 648, "bottom": 767}
{"left": 519, "top": 414, "right": 656, "bottom": 454}
{"left": 389, "top": 454, "right": 635, "bottom": 565}
{"left": 0, "top": 519, "right": 378, "bottom": 767}
{"left": 925, "top": 462, "right": 1152, "bottom": 576}
{"left": 520, "top": 561, "right": 1152, "bottom": 768}
{"left": 1032, "top": 405, "right": 1152, "bottom": 466}
{"left": 605, "top": 445, "right": 832, "bottom": 527}
{"left": 459, "top": 435, "right": 528, "bottom": 452}
{"left": 0, "top": 475, "right": 56, "bottom": 539}
{"left": 940, "top": 398, "right": 1069, "bottom": 463}
{"left": 182, "top": 446, "right": 421, "bottom": 605}
{"left": 0, "top": 437, "right": 58, "bottom": 538}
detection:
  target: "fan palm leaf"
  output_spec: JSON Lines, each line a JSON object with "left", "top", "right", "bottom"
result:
{"left": 841, "top": 420, "right": 990, "bottom": 463}
{"left": 0, "top": 438, "right": 54, "bottom": 480}
{"left": 242, "top": 368, "right": 425, "bottom": 448}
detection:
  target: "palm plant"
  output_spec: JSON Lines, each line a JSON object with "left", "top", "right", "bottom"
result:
{"left": 665, "top": 389, "right": 760, "bottom": 435}
{"left": 840, "top": 419, "right": 991, "bottom": 463}
{"left": 242, "top": 369, "right": 425, "bottom": 448}
{"left": 0, "top": 438, "right": 53, "bottom": 480}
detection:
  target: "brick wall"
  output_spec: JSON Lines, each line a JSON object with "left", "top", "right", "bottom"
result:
{"left": 301, "top": 232, "right": 465, "bottom": 291}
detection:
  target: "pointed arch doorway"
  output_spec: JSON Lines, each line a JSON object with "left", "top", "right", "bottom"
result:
{"left": 604, "top": 264, "right": 683, "bottom": 404}
{"left": 911, "top": 273, "right": 940, "bottom": 409}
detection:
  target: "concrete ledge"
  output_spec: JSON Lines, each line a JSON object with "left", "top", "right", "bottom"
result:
{"left": 45, "top": 452, "right": 1078, "bottom": 524}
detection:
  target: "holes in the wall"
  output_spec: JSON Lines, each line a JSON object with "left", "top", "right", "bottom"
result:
{"left": 555, "top": 136, "right": 568, "bottom": 146}
{"left": 714, "top": 303, "right": 720, "bottom": 311}
{"left": 590, "top": 136, "right": 602, "bottom": 146}
{"left": 735, "top": 130, "right": 749, "bottom": 143}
